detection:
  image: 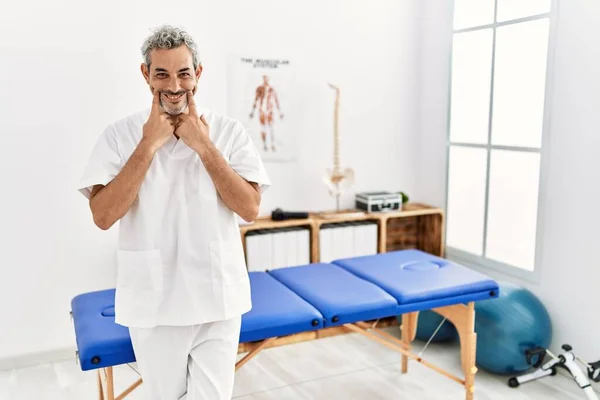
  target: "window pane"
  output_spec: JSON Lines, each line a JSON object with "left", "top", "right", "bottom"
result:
{"left": 491, "top": 19, "right": 549, "bottom": 148}
{"left": 454, "top": 0, "right": 495, "bottom": 30}
{"left": 497, "top": 0, "right": 551, "bottom": 22}
{"left": 486, "top": 150, "right": 540, "bottom": 270}
{"left": 450, "top": 29, "right": 493, "bottom": 144}
{"left": 446, "top": 146, "right": 487, "bottom": 255}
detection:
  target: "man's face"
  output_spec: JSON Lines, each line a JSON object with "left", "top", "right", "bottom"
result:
{"left": 263, "top": 75, "right": 269, "bottom": 85}
{"left": 141, "top": 46, "right": 202, "bottom": 115}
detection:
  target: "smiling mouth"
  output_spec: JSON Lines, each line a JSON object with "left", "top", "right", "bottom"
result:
{"left": 163, "top": 93, "right": 185, "bottom": 102}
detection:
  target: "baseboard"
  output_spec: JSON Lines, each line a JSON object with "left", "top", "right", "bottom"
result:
{"left": 0, "top": 346, "right": 76, "bottom": 371}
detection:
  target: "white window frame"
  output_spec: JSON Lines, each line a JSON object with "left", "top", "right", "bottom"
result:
{"left": 444, "top": 0, "right": 558, "bottom": 283}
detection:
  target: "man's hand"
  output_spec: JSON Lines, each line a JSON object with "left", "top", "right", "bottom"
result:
{"left": 142, "top": 90, "right": 176, "bottom": 153}
{"left": 180, "top": 89, "right": 260, "bottom": 221}
{"left": 89, "top": 92, "right": 169, "bottom": 230}
{"left": 175, "top": 91, "right": 209, "bottom": 152}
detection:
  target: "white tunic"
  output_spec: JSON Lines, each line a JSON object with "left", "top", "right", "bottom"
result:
{"left": 78, "top": 107, "right": 270, "bottom": 328}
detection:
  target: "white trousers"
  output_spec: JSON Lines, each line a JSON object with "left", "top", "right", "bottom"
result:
{"left": 129, "top": 315, "right": 241, "bottom": 400}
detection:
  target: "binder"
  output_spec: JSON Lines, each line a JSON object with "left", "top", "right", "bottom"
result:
{"left": 319, "top": 224, "right": 333, "bottom": 262}
{"left": 296, "top": 227, "right": 310, "bottom": 265}
{"left": 244, "top": 226, "right": 312, "bottom": 271}
{"left": 244, "top": 221, "right": 377, "bottom": 270}
{"left": 339, "top": 222, "right": 355, "bottom": 260}
{"left": 364, "top": 222, "right": 378, "bottom": 256}
{"left": 284, "top": 227, "right": 298, "bottom": 267}
{"left": 258, "top": 229, "right": 272, "bottom": 272}
{"left": 318, "top": 221, "right": 379, "bottom": 262}
{"left": 352, "top": 221, "right": 378, "bottom": 257}
{"left": 271, "top": 229, "right": 288, "bottom": 270}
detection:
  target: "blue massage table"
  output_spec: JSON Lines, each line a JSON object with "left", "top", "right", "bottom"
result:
{"left": 71, "top": 249, "right": 499, "bottom": 400}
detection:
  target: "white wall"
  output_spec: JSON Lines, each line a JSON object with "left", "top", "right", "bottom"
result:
{"left": 0, "top": 0, "right": 422, "bottom": 364}
{"left": 417, "top": 0, "right": 600, "bottom": 364}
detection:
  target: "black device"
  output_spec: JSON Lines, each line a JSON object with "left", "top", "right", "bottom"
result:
{"left": 271, "top": 208, "right": 309, "bottom": 221}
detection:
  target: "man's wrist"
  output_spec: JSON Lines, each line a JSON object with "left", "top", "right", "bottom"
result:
{"left": 138, "top": 138, "right": 159, "bottom": 157}
{"left": 192, "top": 136, "right": 212, "bottom": 160}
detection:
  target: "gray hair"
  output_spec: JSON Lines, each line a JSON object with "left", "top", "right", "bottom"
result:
{"left": 141, "top": 25, "right": 200, "bottom": 69}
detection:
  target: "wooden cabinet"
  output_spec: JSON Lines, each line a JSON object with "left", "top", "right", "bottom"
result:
{"left": 239, "top": 203, "right": 445, "bottom": 263}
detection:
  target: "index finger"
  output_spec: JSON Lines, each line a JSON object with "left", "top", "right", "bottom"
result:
{"left": 151, "top": 90, "right": 162, "bottom": 114}
{"left": 187, "top": 91, "right": 198, "bottom": 117}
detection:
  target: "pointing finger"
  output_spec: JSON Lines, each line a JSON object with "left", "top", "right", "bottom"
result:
{"left": 152, "top": 90, "right": 161, "bottom": 114}
{"left": 187, "top": 91, "right": 198, "bottom": 117}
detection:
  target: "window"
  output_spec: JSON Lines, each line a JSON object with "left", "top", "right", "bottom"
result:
{"left": 445, "top": 0, "right": 553, "bottom": 274}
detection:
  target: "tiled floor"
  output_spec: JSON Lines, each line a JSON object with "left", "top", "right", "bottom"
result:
{"left": 1, "top": 328, "right": 593, "bottom": 399}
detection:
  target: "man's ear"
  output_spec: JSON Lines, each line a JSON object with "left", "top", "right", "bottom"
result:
{"left": 192, "top": 65, "right": 203, "bottom": 95}
{"left": 141, "top": 63, "right": 150, "bottom": 83}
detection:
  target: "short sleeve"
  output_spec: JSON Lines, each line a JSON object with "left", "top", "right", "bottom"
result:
{"left": 77, "top": 125, "right": 123, "bottom": 199}
{"left": 229, "top": 122, "right": 271, "bottom": 192}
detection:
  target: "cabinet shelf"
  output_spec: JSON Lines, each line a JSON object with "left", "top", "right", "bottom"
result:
{"left": 239, "top": 203, "right": 445, "bottom": 262}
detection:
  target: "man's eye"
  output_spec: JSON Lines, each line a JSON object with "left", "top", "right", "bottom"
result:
{"left": 180, "top": 73, "right": 190, "bottom": 77}
{"left": 156, "top": 73, "right": 167, "bottom": 78}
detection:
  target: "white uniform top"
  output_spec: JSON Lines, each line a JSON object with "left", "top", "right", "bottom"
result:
{"left": 78, "top": 107, "right": 270, "bottom": 328}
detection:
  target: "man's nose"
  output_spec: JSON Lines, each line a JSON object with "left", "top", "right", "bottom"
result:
{"left": 167, "top": 77, "right": 181, "bottom": 93}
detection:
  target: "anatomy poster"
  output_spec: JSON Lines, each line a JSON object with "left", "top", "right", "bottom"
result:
{"left": 227, "top": 55, "right": 295, "bottom": 162}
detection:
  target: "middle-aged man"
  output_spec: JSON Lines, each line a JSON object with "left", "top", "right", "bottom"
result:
{"left": 78, "top": 25, "right": 271, "bottom": 399}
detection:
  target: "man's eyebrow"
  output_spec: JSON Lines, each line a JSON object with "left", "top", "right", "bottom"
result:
{"left": 154, "top": 67, "right": 191, "bottom": 73}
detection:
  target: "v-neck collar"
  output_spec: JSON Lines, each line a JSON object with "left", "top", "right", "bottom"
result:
{"left": 165, "top": 134, "right": 194, "bottom": 158}
{"left": 143, "top": 106, "right": 208, "bottom": 158}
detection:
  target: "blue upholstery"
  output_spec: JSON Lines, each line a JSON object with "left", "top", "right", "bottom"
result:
{"left": 71, "top": 250, "right": 499, "bottom": 371}
{"left": 71, "top": 273, "right": 325, "bottom": 370}
{"left": 269, "top": 263, "right": 398, "bottom": 327}
{"left": 332, "top": 249, "right": 499, "bottom": 312}
{"left": 71, "top": 289, "right": 135, "bottom": 371}
{"left": 240, "top": 272, "right": 324, "bottom": 342}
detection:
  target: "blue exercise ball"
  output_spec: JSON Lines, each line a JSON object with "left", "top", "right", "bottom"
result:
{"left": 475, "top": 282, "right": 552, "bottom": 375}
{"left": 415, "top": 310, "right": 458, "bottom": 342}
{"left": 396, "top": 310, "right": 458, "bottom": 342}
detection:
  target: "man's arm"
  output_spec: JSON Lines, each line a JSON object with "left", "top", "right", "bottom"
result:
{"left": 176, "top": 92, "right": 262, "bottom": 222}
{"left": 88, "top": 90, "right": 176, "bottom": 230}
{"left": 196, "top": 138, "right": 261, "bottom": 222}
{"left": 89, "top": 139, "right": 157, "bottom": 230}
